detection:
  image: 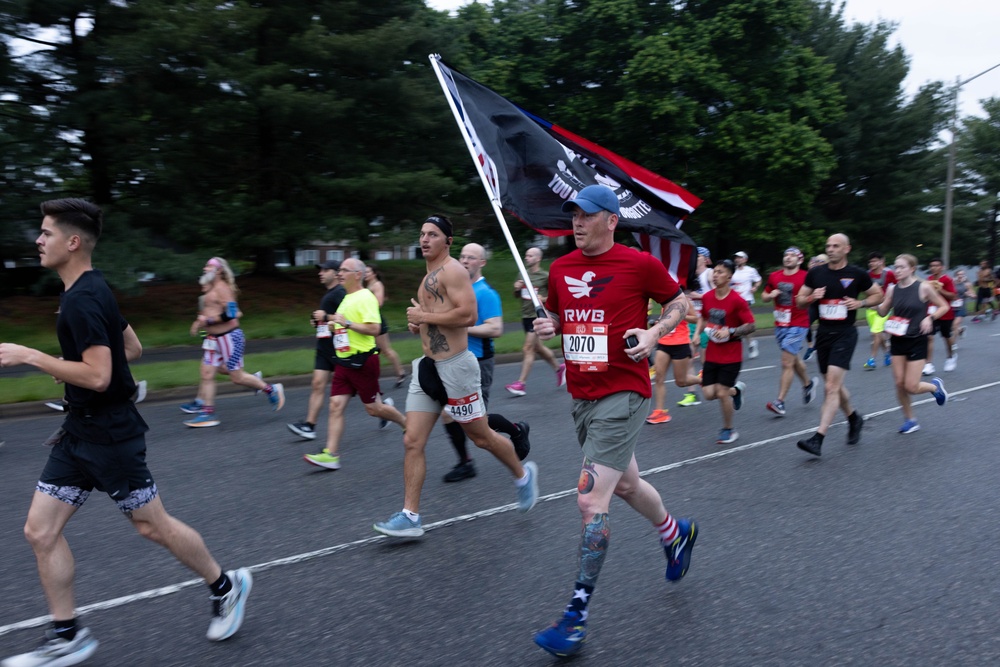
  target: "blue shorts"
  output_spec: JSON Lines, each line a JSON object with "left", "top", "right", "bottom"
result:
{"left": 774, "top": 326, "right": 808, "bottom": 355}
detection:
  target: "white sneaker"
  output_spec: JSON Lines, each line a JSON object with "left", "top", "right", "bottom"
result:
{"left": 2, "top": 627, "right": 99, "bottom": 667}
{"left": 379, "top": 397, "right": 394, "bottom": 429}
{"left": 748, "top": 339, "right": 759, "bottom": 359}
{"left": 207, "top": 568, "right": 253, "bottom": 641}
{"left": 922, "top": 362, "right": 935, "bottom": 376}
{"left": 943, "top": 356, "right": 957, "bottom": 372}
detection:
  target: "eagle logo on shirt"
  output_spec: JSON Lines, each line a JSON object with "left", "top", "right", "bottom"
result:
{"left": 565, "top": 271, "right": 613, "bottom": 299}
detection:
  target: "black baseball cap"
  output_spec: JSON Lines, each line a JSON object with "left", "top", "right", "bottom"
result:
{"left": 317, "top": 259, "right": 341, "bottom": 271}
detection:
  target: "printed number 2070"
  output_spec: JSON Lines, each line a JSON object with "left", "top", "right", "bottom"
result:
{"left": 566, "top": 336, "right": 596, "bottom": 353}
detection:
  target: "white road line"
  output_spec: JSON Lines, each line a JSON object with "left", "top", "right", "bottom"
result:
{"left": 3, "top": 378, "right": 997, "bottom": 638}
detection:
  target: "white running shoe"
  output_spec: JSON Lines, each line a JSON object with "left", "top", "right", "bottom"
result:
{"left": 748, "top": 339, "right": 759, "bottom": 359}
{"left": 207, "top": 568, "right": 253, "bottom": 641}
{"left": 2, "top": 627, "right": 99, "bottom": 667}
{"left": 943, "top": 356, "right": 957, "bottom": 372}
{"left": 921, "top": 362, "right": 935, "bottom": 376}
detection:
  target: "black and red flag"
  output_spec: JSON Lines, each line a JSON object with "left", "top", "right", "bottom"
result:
{"left": 431, "top": 56, "right": 703, "bottom": 287}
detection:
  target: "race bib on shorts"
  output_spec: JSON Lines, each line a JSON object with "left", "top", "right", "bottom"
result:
{"left": 447, "top": 391, "right": 485, "bottom": 423}
{"left": 563, "top": 323, "right": 609, "bottom": 372}
{"left": 773, "top": 306, "right": 792, "bottom": 327}
{"left": 202, "top": 337, "right": 219, "bottom": 352}
{"left": 819, "top": 299, "right": 848, "bottom": 320}
{"left": 333, "top": 327, "right": 350, "bottom": 352}
{"left": 884, "top": 316, "right": 910, "bottom": 337}
{"left": 316, "top": 324, "right": 331, "bottom": 339}
{"left": 951, "top": 299, "right": 964, "bottom": 308}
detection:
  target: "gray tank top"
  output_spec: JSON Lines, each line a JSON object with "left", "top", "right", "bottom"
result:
{"left": 890, "top": 280, "right": 925, "bottom": 337}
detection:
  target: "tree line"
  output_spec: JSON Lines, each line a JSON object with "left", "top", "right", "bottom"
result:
{"left": 1, "top": 0, "right": 997, "bottom": 291}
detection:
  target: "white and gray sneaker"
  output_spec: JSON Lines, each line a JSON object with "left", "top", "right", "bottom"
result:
{"left": 517, "top": 461, "right": 540, "bottom": 512}
{"left": 1, "top": 627, "right": 99, "bottom": 667}
{"left": 379, "top": 397, "right": 394, "bottom": 429}
{"left": 207, "top": 568, "right": 253, "bottom": 642}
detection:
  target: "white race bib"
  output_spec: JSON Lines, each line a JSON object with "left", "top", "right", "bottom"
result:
{"left": 704, "top": 324, "right": 730, "bottom": 344}
{"left": 333, "top": 326, "right": 350, "bottom": 352}
{"left": 520, "top": 287, "right": 536, "bottom": 301}
{"left": 316, "top": 323, "right": 331, "bottom": 339}
{"left": 819, "top": 299, "right": 848, "bottom": 320}
{"left": 202, "top": 337, "right": 218, "bottom": 352}
{"left": 563, "top": 323, "right": 609, "bottom": 372}
{"left": 927, "top": 305, "right": 938, "bottom": 316}
{"left": 447, "top": 391, "right": 486, "bottom": 423}
{"left": 773, "top": 306, "right": 792, "bottom": 327}
{"left": 951, "top": 298, "right": 964, "bottom": 308}
{"left": 884, "top": 316, "right": 910, "bottom": 337}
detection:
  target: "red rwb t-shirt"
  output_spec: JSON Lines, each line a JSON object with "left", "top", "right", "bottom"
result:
{"left": 764, "top": 269, "right": 809, "bottom": 328}
{"left": 928, "top": 274, "right": 956, "bottom": 321}
{"left": 545, "top": 244, "right": 682, "bottom": 401}
{"left": 868, "top": 269, "right": 897, "bottom": 289}
{"left": 701, "top": 288, "right": 755, "bottom": 364}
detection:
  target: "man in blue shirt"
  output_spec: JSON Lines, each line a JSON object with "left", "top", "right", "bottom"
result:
{"left": 442, "top": 243, "right": 531, "bottom": 482}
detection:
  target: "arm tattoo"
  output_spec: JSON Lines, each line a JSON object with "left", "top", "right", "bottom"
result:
{"left": 424, "top": 268, "right": 445, "bottom": 303}
{"left": 732, "top": 322, "right": 756, "bottom": 338}
{"left": 656, "top": 300, "right": 686, "bottom": 336}
{"left": 427, "top": 324, "right": 449, "bottom": 354}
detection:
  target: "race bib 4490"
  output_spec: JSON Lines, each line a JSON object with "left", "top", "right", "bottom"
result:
{"left": 447, "top": 392, "right": 485, "bottom": 423}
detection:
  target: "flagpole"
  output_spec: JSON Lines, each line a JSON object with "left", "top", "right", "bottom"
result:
{"left": 428, "top": 54, "right": 548, "bottom": 319}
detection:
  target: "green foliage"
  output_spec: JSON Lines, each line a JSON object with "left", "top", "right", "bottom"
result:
{"left": 0, "top": 0, "right": 979, "bottom": 290}
{"left": 954, "top": 97, "right": 1000, "bottom": 266}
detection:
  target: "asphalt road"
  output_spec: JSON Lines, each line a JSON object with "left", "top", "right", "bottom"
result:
{"left": 1, "top": 322, "right": 999, "bottom": 666}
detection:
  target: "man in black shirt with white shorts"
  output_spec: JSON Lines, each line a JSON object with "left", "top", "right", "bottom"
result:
{"left": 794, "top": 233, "right": 883, "bottom": 457}
{"left": 0, "top": 199, "right": 251, "bottom": 667}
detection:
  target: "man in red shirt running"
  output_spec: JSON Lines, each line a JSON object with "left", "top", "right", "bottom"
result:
{"left": 761, "top": 247, "right": 817, "bottom": 417}
{"left": 923, "top": 258, "right": 957, "bottom": 374}
{"left": 530, "top": 185, "right": 697, "bottom": 658}
{"left": 695, "top": 260, "right": 756, "bottom": 444}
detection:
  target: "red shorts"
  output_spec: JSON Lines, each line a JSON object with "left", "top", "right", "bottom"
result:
{"left": 329, "top": 353, "right": 381, "bottom": 403}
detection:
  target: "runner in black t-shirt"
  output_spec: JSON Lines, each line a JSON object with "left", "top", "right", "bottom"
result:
{"left": 287, "top": 258, "right": 347, "bottom": 440}
{"left": 794, "top": 233, "right": 883, "bottom": 457}
{"left": 0, "top": 199, "right": 252, "bottom": 666}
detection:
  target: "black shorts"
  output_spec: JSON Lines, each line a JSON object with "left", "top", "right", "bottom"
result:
{"left": 933, "top": 319, "right": 953, "bottom": 338}
{"left": 379, "top": 314, "right": 390, "bottom": 336}
{"left": 701, "top": 361, "right": 741, "bottom": 388}
{"left": 657, "top": 343, "right": 692, "bottom": 360}
{"left": 522, "top": 317, "right": 536, "bottom": 333}
{"left": 889, "top": 335, "right": 928, "bottom": 362}
{"left": 39, "top": 432, "right": 156, "bottom": 513}
{"left": 815, "top": 326, "right": 858, "bottom": 374}
{"left": 315, "top": 345, "right": 338, "bottom": 372}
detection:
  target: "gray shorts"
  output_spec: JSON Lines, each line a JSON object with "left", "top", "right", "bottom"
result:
{"left": 571, "top": 391, "right": 649, "bottom": 472}
{"left": 406, "top": 350, "right": 486, "bottom": 422}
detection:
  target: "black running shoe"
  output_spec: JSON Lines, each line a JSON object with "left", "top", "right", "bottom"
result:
{"left": 443, "top": 461, "right": 476, "bottom": 483}
{"left": 797, "top": 433, "right": 823, "bottom": 456}
{"left": 847, "top": 413, "right": 864, "bottom": 445}
{"left": 512, "top": 422, "right": 531, "bottom": 461}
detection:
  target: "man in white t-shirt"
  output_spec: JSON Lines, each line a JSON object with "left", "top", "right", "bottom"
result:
{"left": 731, "top": 251, "right": 762, "bottom": 358}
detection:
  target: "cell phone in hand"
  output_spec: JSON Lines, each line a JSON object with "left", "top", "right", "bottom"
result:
{"left": 625, "top": 334, "right": 639, "bottom": 349}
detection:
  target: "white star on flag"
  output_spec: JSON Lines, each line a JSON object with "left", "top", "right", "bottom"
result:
{"left": 572, "top": 587, "right": 590, "bottom": 603}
